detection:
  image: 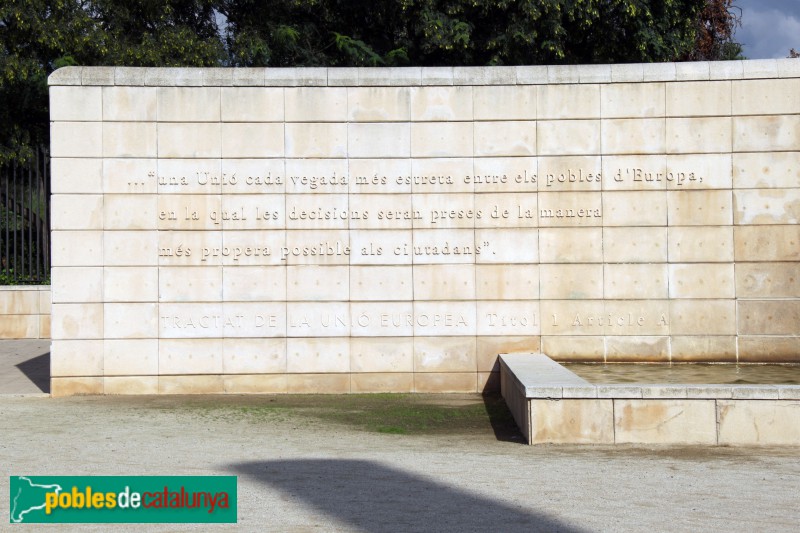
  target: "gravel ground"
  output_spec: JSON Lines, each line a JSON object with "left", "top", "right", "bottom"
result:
{"left": 2, "top": 393, "right": 799, "bottom": 533}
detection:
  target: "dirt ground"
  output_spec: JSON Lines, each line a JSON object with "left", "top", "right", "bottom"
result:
{"left": 2, "top": 392, "right": 800, "bottom": 532}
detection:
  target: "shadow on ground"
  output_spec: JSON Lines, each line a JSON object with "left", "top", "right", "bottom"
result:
{"left": 15, "top": 352, "right": 50, "bottom": 393}
{"left": 232, "top": 459, "right": 586, "bottom": 533}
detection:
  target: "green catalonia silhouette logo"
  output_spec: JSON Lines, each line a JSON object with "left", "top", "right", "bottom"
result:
{"left": 9, "top": 476, "right": 237, "bottom": 524}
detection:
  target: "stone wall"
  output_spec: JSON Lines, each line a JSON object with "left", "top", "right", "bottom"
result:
{"left": 48, "top": 61, "right": 800, "bottom": 395}
{"left": 0, "top": 286, "right": 50, "bottom": 339}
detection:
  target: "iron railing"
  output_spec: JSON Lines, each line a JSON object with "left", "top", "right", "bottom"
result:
{"left": 0, "top": 147, "right": 50, "bottom": 284}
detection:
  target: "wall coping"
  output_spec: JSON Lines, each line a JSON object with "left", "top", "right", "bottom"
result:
{"left": 499, "top": 354, "right": 800, "bottom": 400}
{"left": 48, "top": 60, "right": 800, "bottom": 87}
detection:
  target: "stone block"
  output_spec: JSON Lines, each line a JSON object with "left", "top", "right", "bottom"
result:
{"left": 602, "top": 191, "right": 667, "bottom": 226}
{"left": 603, "top": 227, "right": 667, "bottom": 263}
{"left": 539, "top": 156, "right": 602, "bottom": 191}
{"left": 667, "top": 191, "right": 733, "bottom": 226}
{"left": 159, "top": 266, "right": 223, "bottom": 302}
{"left": 51, "top": 303, "right": 103, "bottom": 340}
{"left": 410, "top": 157, "right": 473, "bottom": 193}
{"left": 222, "top": 265, "right": 286, "bottom": 302}
{"left": 733, "top": 152, "right": 800, "bottom": 189}
{"left": 738, "top": 300, "right": 800, "bottom": 335}
{"left": 350, "top": 337, "right": 414, "bottom": 373}
{"left": 221, "top": 87, "right": 284, "bottom": 121}
{"left": 222, "top": 338, "right": 287, "bottom": 373}
{"left": 231, "top": 68, "right": 265, "bottom": 86}
{"left": 221, "top": 123, "right": 284, "bottom": 158}
{"left": 538, "top": 191, "right": 602, "bottom": 227}
{"left": 104, "top": 231, "right": 158, "bottom": 266}
{"left": 548, "top": 65, "right": 580, "bottom": 84}
{"left": 669, "top": 299, "right": 736, "bottom": 335}
{"left": 665, "top": 80, "right": 731, "bottom": 117}
{"left": 145, "top": 68, "right": 204, "bottom": 86}
{"left": 668, "top": 226, "right": 733, "bottom": 262}
{"left": 474, "top": 86, "right": 536, "bottom": 120}
{"left": 39, "top": 316, "right": 50, "bottom": 339}
{"left": 743, "top": 59, "right": 779, "bottom": 78}
{"left": 666, "top": 117, "right": 731, "bottom": 154}
{"left": 539, "top": 227, "right": 602, "bottom": 263}
{"left": 350, "top": 373, "right": 415, "bottom": 393}
{"left": 668, "top": 263, "right": 735, "bottom": 299}
{"left": 51, "top": 377, "right": 104, "bottom": 397}
{"left": 537, "top": 84, "right": 600, "bottom": 119}
{"left": 601, "top": 83, "right": 664, "bottom": 118}
{"left": 667, "top": 153, "right": 732, "bottom": 190}
{"left": 475, "top": 264, "right": 539, "bottom": 300}
{"left": 671, "top": 336, "right": 736, "bottom": 362}
{"left": 414, "top": 192, "right": 474, "bottom": 226}
{"left": 285, "top": 87, "right": 347, "bottom": 121}
{"left": 159, "top": 338, "right": 223, "bottom": 374}
{"left": 734, "top": 188, "right": 800, "bottom": 225}
{"left": 348, "top": 87, "right": 410, "bottom": 121}
{"left": 359, "top": 67, "right": 422, "bottom": 86}
{"left": 102, "top": 87, "right": 157, "bottom": 121}
{"left": 604, "top": 300, "right": 670, "bottom": 336}
{"left": 537, "top": 120, "right": 600, "bottom": 156}
{"left": 222, "top": 302, "right": 286, "bottom": 338}
{"left": 542, "top": 336, "right": 605, "bottom": 362}
{"left": 476, "top": 301, "right": 540, "bottom": 336}
{"left": 158, "top": 376, "right": 224, "bottom": 394}
{"left": 410, "top": 86, "right": 472, "bottom": 121}
{"left": 476, "top": 336, "right": 541, "bottom": 372}
{"left": 286, "top": 265, "right": 348, "bottom": 301}
{"left": 51, "top": 158, "right": 103, "bottom": 194}
{"left": 709, "top": 61, "right": 742, "bottom": 80}
{"left": 479, "top": 371, "right": 501, "bottom": 393}
{"left": 102, "top": 122, "right": 157, "bottom": 158}
{"left": 106, "top": 158, "right": 158, "bottom": 194}
{"left": 602, "top": 154, "right": 668, "bottom": 191}
{"left": 51, "top": 122, "right": 102, "bottom": 158}
{"left": 732, "top": 78, "right": 800, "bottom": 115}
{"left": 676, "top": 61, "right": 709, "bottom": 81}
{"left": 414, "top": 372, "right": 477, "bottom": 393}
{"left": 350, "top": 302, "right": 414, "bottom": 337}
{"left": 264, "top": 68, "right": 327, "bottom": 87}
{"left": 420, "top": 66, "right": 454, "bottom": 85}
{"left": 286, "top": 337, "right": 350, "bottom": 372}
{"left": 159, "top": 302, "right": 224, "bottom": 338}
{"left": 602, "top": 118, "right": 665, "bottom": 154}
{"left": 733, "top": 115, "right": 800, "bottom": 152}
{"left": 104, "top": 194, "right": 157, "bottom": 230}
{"left": 51, "top": 267, "right": 103, "bottom": 303}
{"left": 285, "top": 123, "right": 347, "bottom": 158}
{"left": 605, "top": 336, "right": 669, "bottom": 362}
{"left": 410, "top": 122, "right": 473, "bottom": 157}
{"left": 475, "top": 228, "right": 540, "bottom": 263}
{"left": 48, "top": 66, "right": 82, "bottom": 86}
{"left": 614, "top": 399, "right": 717, "bottom": 444}
{"left": 104, "top": 377, "right": 159, "bottom": 395}
{"left": 455, "top": 66, "right": 515, "bottom": 85}
{"left": 202, "top": 68, "right": 232, "bottom": 86}
{"left": 529, "top": 399, "right": 614, "bottom": 444}
{"left": 104, "top": 303, "right": 158, "bottom": 339}
{"left": 348, "top": 229, "right": 411, "bottom": 266}
{"left": 51, "top": 231, "right": 103, "bottom": 267}
{"left": 51, "top": 340, "right": 103, "bottom": 376}
{"left": 157, "top": 87, "right": 220, "bottom": 121}
{"left": 157, "top": 123, "right": 221, "bottom": 158}
{"left": 413, "top": 264, "right": 475, "bottom": 300}
{"left": 348, "top": 123, "right": 411, "bottom": 158}
{"left": 285, "top": 158, "right": 349, "bottom": 193}
{"left": 223, "top": 375, "right": 288, "bottom": 394}
{"left": 0, "top": 315, "right": 38, "bottom": 339}
{"left": 104, "top": 339, "right": 158, "bottom": 375}
{"left": 539, "top": 264, "right": 602, "bottom": 299}
{"left": 738, "top": 336, "right": 800, "bottom": 363}
{"left": 580, "top": 64, "right": 612, "bottom": 83}
{"left": 286, "top": 374, "right": 350, "bottom": 393}
{"left": 350, "top": 266, "right": 413, "bottom": 301}
{"left": 412, "top": 302, "right": 475, "bottom": 337}
{"left": 39, "top": 291, "right": 51, "bottom": 314}
{"left": 610, "top": 63, "right": 643, "bottom": 82}
{"left": 734, "top": 225, "right": 800, "bottom": 261}
{"left": 413, "top": 336, "right": 476, "bottom": 372}
{"left": 540, "top": 300, "right": 605, "bottom": 336}
{"left": 50, "top": 87, "right": 102, "bottom": 121}
{"left": 718, "top": 400, "right": 800, "bottom": 445}
{"left": 604, "top": 263, "right": 668, "bottom": 299}
{"left": 475, "top": 121, "right": 536, "bottom": 157}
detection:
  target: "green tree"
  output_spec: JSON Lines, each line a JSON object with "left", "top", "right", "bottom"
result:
{"left": 0, "top": 0, "right": 224, "bottom": 164}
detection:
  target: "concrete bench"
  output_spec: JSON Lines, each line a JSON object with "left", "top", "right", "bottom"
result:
{"left": 499, "top": 353, "right": 800, "bottom": 446}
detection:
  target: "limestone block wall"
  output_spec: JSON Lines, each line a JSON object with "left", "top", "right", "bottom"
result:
{"left": 48, "top": 61, "right": 800, "bottom": 395}
{"left": 0, "top": 286, "right": 50, "bottom": 339}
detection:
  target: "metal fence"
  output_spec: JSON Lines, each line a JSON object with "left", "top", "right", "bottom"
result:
{"left": 0, "top": 147, "right": 51, "bottom": 284}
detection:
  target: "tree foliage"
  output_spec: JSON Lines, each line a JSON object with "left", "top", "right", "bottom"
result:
{"left": 1, "top": 0, "right": 745, "bottom": 164}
